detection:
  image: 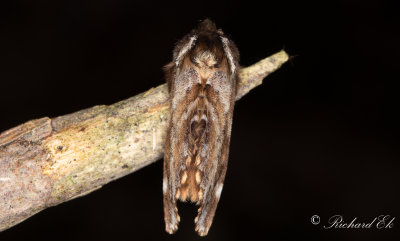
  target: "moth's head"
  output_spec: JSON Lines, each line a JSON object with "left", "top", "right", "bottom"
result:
{"left": 172, "top": 19, "right": 239, "bottom": 77}
{"left": 164, "top": 19, "right": 240, "bottom": 91}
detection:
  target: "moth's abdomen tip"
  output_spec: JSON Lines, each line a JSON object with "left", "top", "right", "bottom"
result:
{"left": 198, "top": 232, "right": 208, "bottom": 237}
{"left": 195, "top": 223, "right": 210, "bottom": 236}
{"left": 165, "top": 223, "right": 179, "bottom": 235}
{"left": 164, "top": 204, "right": 180, "bottom": 235}
{"left": 166, "top": 229, "right": 177, "bottom": 235}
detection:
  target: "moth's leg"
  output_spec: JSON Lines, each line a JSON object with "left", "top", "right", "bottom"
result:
{"left": 195, "top": 138, "right": 230, "bottom": 236}
{"left": 163, "top": 152, "right": 180, "bottom": 234}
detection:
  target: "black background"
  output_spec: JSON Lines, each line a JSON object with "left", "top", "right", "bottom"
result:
{"left": 1, "top": 0, "right": 399, "bottom": 240}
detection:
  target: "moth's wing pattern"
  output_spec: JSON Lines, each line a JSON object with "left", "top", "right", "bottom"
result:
{"left": 163, "top": 19, "right": 240, "bottom": 236}
{"left": 195, "top": 120, "right": 233, "bottom": 235}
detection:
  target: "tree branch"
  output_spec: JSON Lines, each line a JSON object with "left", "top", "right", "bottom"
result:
{"left": 0, "top": 50, "right": 289, "bottom": 232}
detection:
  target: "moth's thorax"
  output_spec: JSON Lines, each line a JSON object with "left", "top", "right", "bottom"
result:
{"left": 194, "top": 50, "right": 217, "bottom": 68}
{"left": 183, "top": 51, "right": 229, "bottom": 87}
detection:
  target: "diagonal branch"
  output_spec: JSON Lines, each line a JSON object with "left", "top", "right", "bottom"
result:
{"left": 0, "top": 50, "right": 289, "bottom": 232}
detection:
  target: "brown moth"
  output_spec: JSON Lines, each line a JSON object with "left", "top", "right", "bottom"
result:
{"left": 162, "top": 19, "right": 240, "bottom": 236}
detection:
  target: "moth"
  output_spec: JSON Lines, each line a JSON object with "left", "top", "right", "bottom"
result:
{"left": 163, "top": 19, "right": 240, "bottom": 236}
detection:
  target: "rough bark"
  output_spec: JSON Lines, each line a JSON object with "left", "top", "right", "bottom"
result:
{"left": 0, "top": 50, "right": 289, "bottom": 232}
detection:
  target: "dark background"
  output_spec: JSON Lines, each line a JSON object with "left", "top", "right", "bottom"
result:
{"left": 0, "top": 0, "right": 399, "bottom": 240}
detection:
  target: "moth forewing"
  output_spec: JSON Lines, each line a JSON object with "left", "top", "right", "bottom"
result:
{"left": 163, "top": 19, "right": 240, "bottom": 236}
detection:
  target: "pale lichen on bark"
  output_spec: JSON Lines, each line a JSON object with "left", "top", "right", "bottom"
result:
{"left": 0, "top": 50, "right": 288, "bottom": 232}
